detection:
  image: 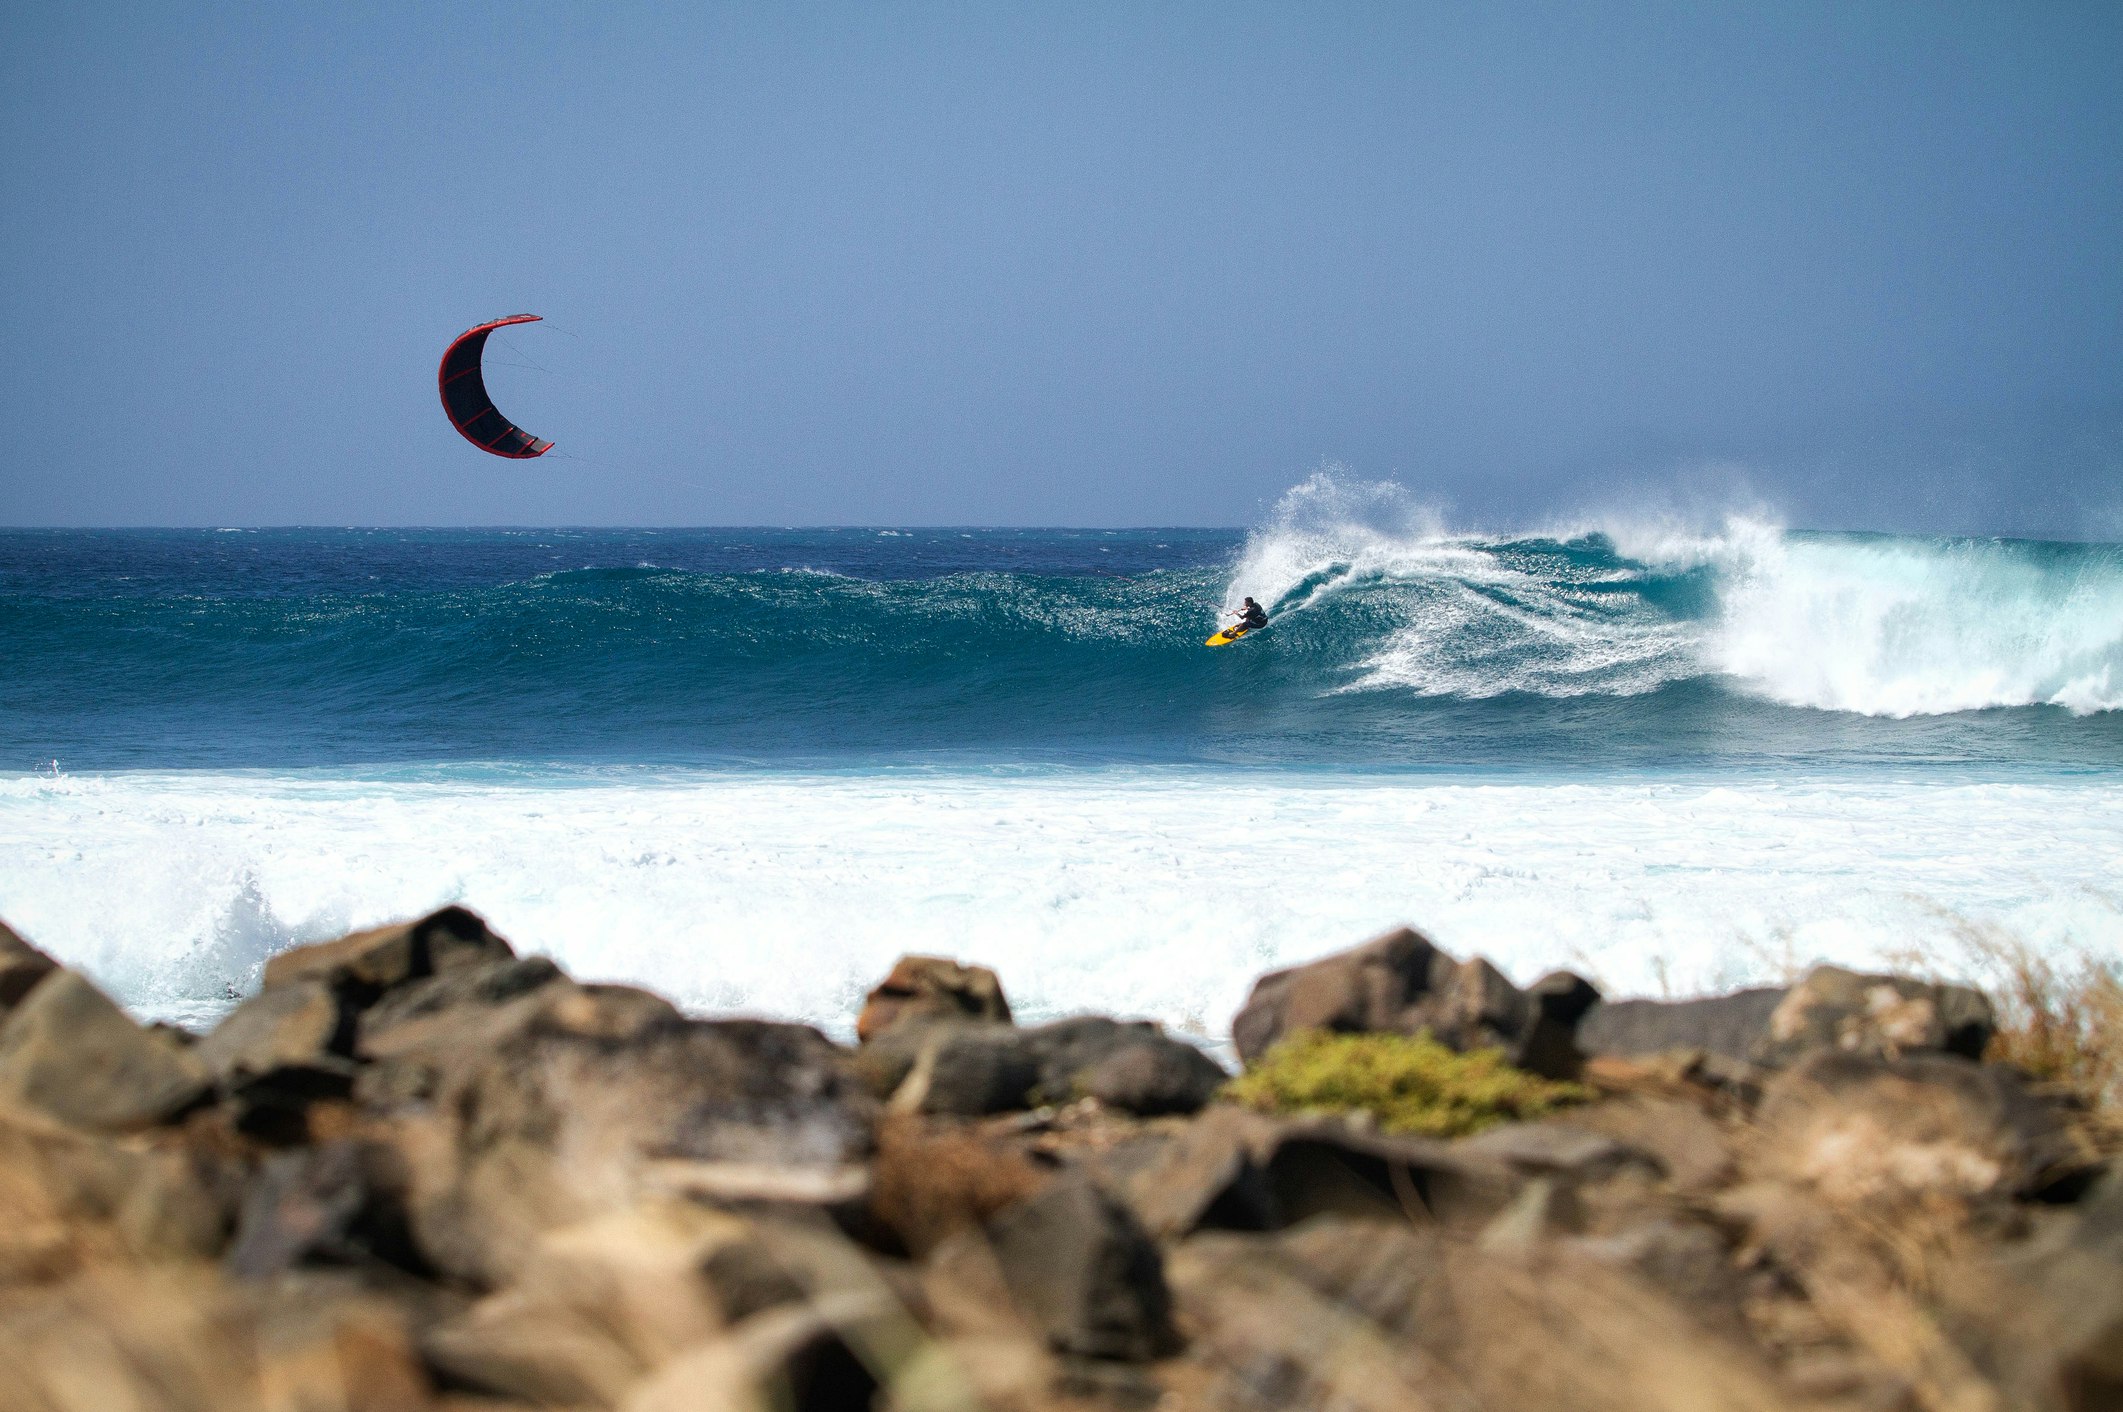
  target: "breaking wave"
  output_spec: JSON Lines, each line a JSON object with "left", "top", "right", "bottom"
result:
{"left": 1226, "top": 472, "right": 2123, "bottom": 717}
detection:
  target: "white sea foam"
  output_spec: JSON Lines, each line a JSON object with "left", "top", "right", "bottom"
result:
{"left": 1699, "top": 529, "right": 2123, "bottom": 717}
{"left": 1227, "top": 472, "right": 2123, "bottom": 715}
{"left": 2, "top": 767, "right": 2116, "bottom": 1041}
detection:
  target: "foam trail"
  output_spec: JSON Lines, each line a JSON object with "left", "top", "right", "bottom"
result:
{"left": 2, "top": 768, "right": 2116, "bottom": 1039}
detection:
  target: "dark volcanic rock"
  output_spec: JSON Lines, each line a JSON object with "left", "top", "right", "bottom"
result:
{"left": 358, "top": 988, "right": 876, "bottom": 1285}
{"left": 626, "top": 1295, "right": 890, "bottom": 1412}
{"left": 0, "top": 917, "right": 57, "bottom": 1015}
{"left": 975, "top": 1174, "right": 1176, "bottom": 1361}
{"left": 1169, "top": 1215, "right": 1797, "bottom": 1412}
{"left": 0, "top": 969, "right": 211, "bottom": 1131}
{"left": 1757, "top": 964, "right": 1995, "bottom": 1065}
{"left": 1229, "top": 927, "right": 1596, "bottom": 1079}
{"left": 261, "top": 904, "right": 513, "bottom": 1007}
{"left": 1071, "top": 1032, "right": 1228, "bottom": 1115}
{"left": 854, "top": 1014, "right": 1227, "bottom": 1118}
{"left": 224, "top": 1140, "right": 424, "bottom": 1279}
{"left": 1579, "top": 966, "right": 1996, "bottom": 1072}
{"left": 856, "top": 1021, "right": 1042, "bottom": 1116}
{"left": 1576, "top": 987, "right": 1789, "bottom": 1064}
{"left": 1109, "top": 1105, "right": 1510, "bottom": 1241}
{"left": 856, "top": 954, "right": 1012, "bottom": 1044}
{"left": 1024, "top": 1016, "right": 1227, "bottom": 1115}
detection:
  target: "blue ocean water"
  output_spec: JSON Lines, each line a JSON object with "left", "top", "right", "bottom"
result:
{"left": 4, "top": 520, "right": 2119, "bottom": 774}
{"left": 2, "top": 480, "right": 2120, "bottom": 1035}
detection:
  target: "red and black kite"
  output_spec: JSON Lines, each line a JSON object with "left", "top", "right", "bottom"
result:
{"left": 437, "top": 315, "right": 554, "bottom": 458}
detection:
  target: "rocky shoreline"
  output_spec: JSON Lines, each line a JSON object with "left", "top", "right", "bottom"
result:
{"left": 0, "top": 909, "right": 2115, "bottom": 1412}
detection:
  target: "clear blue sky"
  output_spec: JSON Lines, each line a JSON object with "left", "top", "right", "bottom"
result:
{"left": 3, "top": 2, "right": 2119, "bottom": 533}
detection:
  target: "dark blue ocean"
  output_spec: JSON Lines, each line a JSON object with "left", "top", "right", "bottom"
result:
{"left": 4, "top": 522, "right": 2119, "bottom": 774}
{"left": 3, "top": 484, "right": 2120, "bottom": 1036}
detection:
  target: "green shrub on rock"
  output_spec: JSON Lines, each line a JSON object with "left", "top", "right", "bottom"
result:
{"left": 1223, "top": 1029, "right": 1590, "bottom": 1138}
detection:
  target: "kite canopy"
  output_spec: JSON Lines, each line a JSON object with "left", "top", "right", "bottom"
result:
{"left": 438, "top": 315, "right": 554, "bottom": 458}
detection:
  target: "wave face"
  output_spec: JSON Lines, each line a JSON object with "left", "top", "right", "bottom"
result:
{"left": 1, "top": 493, "right": 2120, "bottom": 773}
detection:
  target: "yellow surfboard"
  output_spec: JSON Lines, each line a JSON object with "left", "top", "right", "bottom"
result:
{"left": 1205, "top": 624, "right": 1254, "bottom": 647}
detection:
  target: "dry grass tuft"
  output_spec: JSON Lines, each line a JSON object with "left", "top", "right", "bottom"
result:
{"left": 1976, "top": 945, "right": 2123, "bottom": 1123}
{"left": 1224, "top": 1030, "right": 1591, "bottom": 1138}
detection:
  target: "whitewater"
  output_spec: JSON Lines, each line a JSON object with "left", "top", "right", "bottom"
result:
{"left": 2, "top": 476, "right": 2119, "bottom": 1039}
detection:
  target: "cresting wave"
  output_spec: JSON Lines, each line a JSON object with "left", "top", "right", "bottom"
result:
{"left": 1229, "top": 472, "right": 2123, "bottom": 716}
{"left": 1, "top": 511, "right": 2120, "bottom": 775}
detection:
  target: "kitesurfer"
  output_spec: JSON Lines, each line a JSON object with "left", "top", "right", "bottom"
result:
{"left": 1232, "top": 597, "right": 1268, "bottom": 634}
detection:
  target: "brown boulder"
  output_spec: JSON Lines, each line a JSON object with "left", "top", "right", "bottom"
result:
{"left": 854, "top": 1013, "right": 1227, "bottom": 1118}
{"left": 854, "top": 954, "right": 1011, "bottom": 1044}
{"left": 263, "top": 904, "right": 514, "bottom": 1006}
{"left": 1748, "top": 1049, "right": 2092, "bottom": 1205}
{"left": 198, "top": 979, "right": 351, "bottom": 1084}
{"left": 1170, "top": 1215, "right": 1802, "bottom": 1412}
{"left": 1107, "top": 1105, "right": 1511, "bottom": 1242}
{"left": 355, "top": 987, "right": 876, "bottom": 1287}
{"left": 1577, "top": 966, "right": 1996, "bottom": 1073}
{"left": 621, "top": 1293, "right": 892, "bottom": 1412}
{"left": 1554, "top": 1091, "right": 1739, "bottom": 1196}
{"left": 0, "top": 969, "right": 211, "bottom": 1131}
{"left": 868, "top": 1114, "right": 1052, "bottom": 1257}
{"left": 926, "top": 1173, "right": 1176, "bottom": 1363}
{"left": 357, "top": 955, "right": 567, "bottom": 1055}
{"left": 853, "top": 1021, "right": 1042, "bottom": 1116}
{"left": 1940, "top": 1170, "right": 2123, "bottom": 1412}
{"left": 0, "top": 1265, "right": 437, "bottom": 1412}
{"left": 0, "top": 917, "right": 57, "bottom": 1015}
{"left": 1758, "top": 964, "right": 1994, "bottom": 1065}
{"left": 196, "top": 980, "right": 359, "bottom": 1141}
{"left": 1230, "top": 927, "right": 1595, "bottom": 1078}
{"left": 224, "top": 1139, "right": 426, "bottom": 1280}
{"left": 422, "top": 1201, "right": 753, "bottom": 1406}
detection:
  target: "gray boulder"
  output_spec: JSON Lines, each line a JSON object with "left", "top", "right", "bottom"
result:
{"left": 854, "top": 1013, "right": 1227, "bottom": 1117}
{"left": 1575, "top": 987, "right": 1788, "bottom": 1064}
{"left": 1579, "top": 966, "right": 1996, "bottom": 1070}
{"left": 1023, "top": 1016, "right": 1227, "bottom": 1114}
{"left": 855, "top": 1021, "right": 1043, "bottom": 1116}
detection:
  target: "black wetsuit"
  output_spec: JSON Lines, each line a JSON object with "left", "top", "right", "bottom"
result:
{"left": 1238, "top": 604, "right": 1268, "bottom": 632}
